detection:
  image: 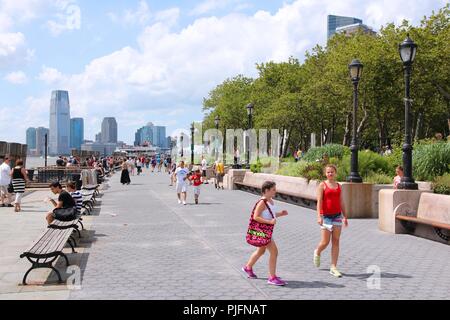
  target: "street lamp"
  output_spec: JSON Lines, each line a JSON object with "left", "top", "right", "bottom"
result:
{"left": 180, "top": 134, "right": 184, "bottom": 158}
{"left": 398, "top": 34, "right": 418, "bottom": 190}
{"left": 214, "top": 115, "right": 220, "bottom": 160}
{"left": 246, "top": 103, "right": 254, "bottom": 169}
{"left": 190, "top": 122, "right": 195, "bottom": 165}
{"left": 346, "top": 59, "right": 363, "bottom": 183}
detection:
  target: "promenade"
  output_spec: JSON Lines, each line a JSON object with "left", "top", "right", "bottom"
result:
{"left": 1, "top": 169, "right": 449, "bottom": 300}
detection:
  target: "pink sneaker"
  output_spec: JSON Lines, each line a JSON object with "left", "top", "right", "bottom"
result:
{"left": 242, "top": 266, "right": 257, "bottom": 279}
{"left": 268, "top": 276, "right": 286, "bottom": 286}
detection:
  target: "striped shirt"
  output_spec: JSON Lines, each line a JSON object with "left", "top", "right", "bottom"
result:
{"left": 70, "top": 191, "right": 83, "bottom": 215}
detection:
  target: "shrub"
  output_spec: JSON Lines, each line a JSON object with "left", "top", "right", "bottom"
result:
{"left": 433, "top": 174, "right": 450, "bottom": 195}
{"left": 364, "top": 172, "right": 393, "bottom": 184}
{"left": 385, "top": 146, "right": 403, "bottom": 172}
{"left": 340, "top": 150, "right": 390, "bottom": 178}
{"left": 250, "top": 159, "right": 262, "bottom": 173}
{"left": 413, "top": 142, "right": 450, "bottom": 181}
{"left": 303, "top": 144, "right": 350, "bottom": 162}
{"left": 276, "top": 160, "right": 325, "bottom": 181}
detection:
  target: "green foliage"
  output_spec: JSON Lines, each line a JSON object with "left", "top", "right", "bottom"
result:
{"left": 276, "top": 160, "right": 325, "bottom": 181}
{"left": 250, "top": 159, "right": 262, "bottom": 173}
{"left": 303, "top": 144, "right": 350, "bottom": 161}
{"left": 202, "top": 5, "right": 450, "bottom": 153}
{"left": 433, "top": 174, "right": 450, "bottom": 195}
{"left": 413, "top": 142, "right": 450, "bottom": 180}
{"left": 385, "top": 146, "right": 403, "bottom": 172}
{"left": 365, "top": 172, "right": 393, "bottom": 184}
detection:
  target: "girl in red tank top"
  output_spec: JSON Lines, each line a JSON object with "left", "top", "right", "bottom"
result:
{"left": 313, "top": 164, "right": 348, "bottom": 278}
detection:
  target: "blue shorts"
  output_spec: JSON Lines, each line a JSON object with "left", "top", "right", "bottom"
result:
{"left": 321, "top": 213, "right": 343, "bottom": 232}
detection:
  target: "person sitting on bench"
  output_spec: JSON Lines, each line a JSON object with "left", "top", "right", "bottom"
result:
{"left": 46, "top": 182, "right": 76, "bottom": 225}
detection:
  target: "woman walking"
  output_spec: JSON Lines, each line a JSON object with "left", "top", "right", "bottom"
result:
{"left": 120, "top": 161, "right": 131, "bottom": 185}
{"left": 313, "top": 164, "right": 348, "bottom": 277}
{"left": 10, "top": 160, "right": 29, "bottom": 212}
{"left": 242, "top": 181, "right": 289, "bottom": 286}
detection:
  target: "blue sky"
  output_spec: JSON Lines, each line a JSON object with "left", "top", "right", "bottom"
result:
{"left": 0, "top": 0, "right": 447, "bottom": 145}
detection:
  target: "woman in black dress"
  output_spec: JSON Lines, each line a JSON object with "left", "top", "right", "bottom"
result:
{"left": 120, "top": 161, "right": 131, "bottom": 185}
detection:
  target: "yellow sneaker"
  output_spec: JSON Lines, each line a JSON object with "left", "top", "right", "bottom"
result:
{"left": 313, "top": 250, "right": 320, "bottom": 268}
{"left": 330, "top": 266, "right": 342, "bottom": 278}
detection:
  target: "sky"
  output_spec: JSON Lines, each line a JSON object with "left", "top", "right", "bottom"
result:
{"left": 0, "top": 0, "right": 447, "bottom": 145}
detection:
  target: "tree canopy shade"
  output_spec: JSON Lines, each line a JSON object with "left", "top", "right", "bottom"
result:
{"left": 201, "top": 5, "right": 450, "bottom": 156}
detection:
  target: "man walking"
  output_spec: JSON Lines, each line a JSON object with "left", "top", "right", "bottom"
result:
{"left": 173, "top": 161, "right": 189, "bottom": 205}
{"left": 0, "top": 157, "right": 13, "bottom": 207}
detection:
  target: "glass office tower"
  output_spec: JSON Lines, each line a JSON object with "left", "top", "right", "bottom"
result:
{"left": 70, "top": 118, "right": 84, "bottom": 150}
{"left": 327, "top": 15, "right": 363, "bottom": 39}
{"left": 49, "top": 90, "right": 71, "bottom": 156}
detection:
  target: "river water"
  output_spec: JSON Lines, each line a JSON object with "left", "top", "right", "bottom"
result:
{"left": 26, "top": 156, "right": 59, "bottom": 169}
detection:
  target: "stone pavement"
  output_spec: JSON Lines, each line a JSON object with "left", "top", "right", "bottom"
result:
{"left": 62, "top": 169, "right": 450, "bottom": 300}
{"left": 0, "top": 188, "right": 95, "bottom": 299}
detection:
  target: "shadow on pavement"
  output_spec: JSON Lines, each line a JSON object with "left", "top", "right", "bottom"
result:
{"left": 342, "top": 272, "right": 412, "bottom": 280}
{"left": 284, "top": 280, "right": 345, "bottom": 289}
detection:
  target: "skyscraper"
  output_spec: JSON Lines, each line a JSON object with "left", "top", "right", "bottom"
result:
{"left": 101, "top": 117, "right": 118, "bottom": 143}
{"left": 70, "top": 118, "right": 84, "bottom": 150}
{"left": 327, "top": 15, "right": 363, "bottom": 39}
{"left": 26, "top": 127, "right": 36, "bottom": 151}
{"left": 49, "top": 90, "right": 71, "bottom": 155}
{"left": 36, "top": 127, "right": 49, "bottom": 156}
{"left": 134, "top": 122, "right": 168, "bottom": 148}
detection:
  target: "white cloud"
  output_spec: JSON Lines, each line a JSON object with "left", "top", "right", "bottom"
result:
{"left": 37, "top": 66, "right": 66, "bottom": 84}
{"left": 109, "top": 0, "right": 151, "bottom": 26}
{"left": 4, "top": 70, "right": 28, "bottom": 84}
{"left": 14, "top": 0, "right": 447, "bottom": 143}
{"left": 46, "top": 1, "right": 81, "bottom": 36}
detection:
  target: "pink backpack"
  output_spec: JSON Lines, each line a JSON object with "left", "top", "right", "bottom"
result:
{"left": 246, "top": 199, "right": 275, "bottom": 247}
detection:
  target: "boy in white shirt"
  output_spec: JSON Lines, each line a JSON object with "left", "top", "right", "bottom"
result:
{"left": 173, "top": 161, "right": 190, "bottom": 205}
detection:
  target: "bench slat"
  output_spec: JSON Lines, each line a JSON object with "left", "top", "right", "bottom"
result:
{"left": 396, "top": 215, "right": 450, "bottom": 230}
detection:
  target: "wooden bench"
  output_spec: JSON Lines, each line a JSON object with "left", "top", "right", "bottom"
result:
{"left": 234, "top": 172, "right": 318, "bottom": 209}
{"left": 20, "top": 227, "right": 76, "bottom": 285}
{"left": 49, "top": 218, "right": 83, "bottom": 239}
{"left": 396, "top": 193, "right": 450, "bottom": 241}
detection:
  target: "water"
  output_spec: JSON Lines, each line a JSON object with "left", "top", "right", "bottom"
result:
{"left": 26, "top": 156, "right": 59, "bottom": 169}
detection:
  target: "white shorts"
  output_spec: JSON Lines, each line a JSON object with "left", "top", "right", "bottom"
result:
{"left": 176, "top": 183, "right": 187, "bottom": 193}
{"left": 193, "top": 186, "right": 201, "bottom": 195}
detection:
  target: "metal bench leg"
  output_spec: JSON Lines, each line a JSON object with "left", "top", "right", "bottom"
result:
{"left": 22, "top": 266, "right": 34, "bottom": 285}
{"left": 67, "top": 238, "right": 77, "bottom": 254}
{"left": 50, "top": 266, "right": 63, "bottom": 283}
{"left": 69, "top": 235, "right": 78, "bottom": 247}
{"left": 59, "top": 252, "right": 70, "bottom": 267}
{"left": 77, "top": 220, "right": 84, "bottom": 230}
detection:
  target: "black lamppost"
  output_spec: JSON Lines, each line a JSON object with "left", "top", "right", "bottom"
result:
{"left": 190, "top": 122, "right": 195, "bottom": 165}
{"left": 246, "top": 103, "right": 254, "bottom": 169}
{"left": 346, "top": 59, "right": 363, "bottom": 183}
{"left": 398, "top": 34, "right": 418, "bottom": 190}
{"left": 180, "top": 134, "right": 184, "bottom": 158}
{"left": 214, "top": 116, "right": 220, "bottom": 160}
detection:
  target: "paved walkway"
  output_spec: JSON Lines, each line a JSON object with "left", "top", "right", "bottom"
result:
{"left": 1, "top": 170, "right": 449, "bottom": 300}
{"left": 68, "top": 170, "right": 449, "bottom": 300}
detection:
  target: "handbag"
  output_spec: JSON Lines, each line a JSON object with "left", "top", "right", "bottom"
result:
{"left": 246, "top": 199, "right": 275, "bottom": 247}
{"left": 53, "top": 207, "right": 77, "bottom": 222}
{"left": 7, "top": 182, "right": 14, "bottom": 194}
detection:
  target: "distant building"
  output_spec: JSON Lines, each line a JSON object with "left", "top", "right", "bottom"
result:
{"left": 70, "top": 118, "right": 84, "bottom": 150}
{"left": 26, "top": 127, "right": 36, "bottom": 152}
{"left": 327, "top": 15, "right": 362, "bottom": 39}
{"left": 35, "top": 127, "right": 49, "bottom": 156}
{"left": 49, "top": 90, "right": 71, "bottom": 155}
{"left": 134, "top": 122, "right": 168, "bottom": 148}
{"left": 336, "top": 22, "right": 376, "bottom": 36}
{"left": 81, "top": 142, "right": 117, "bottom": 157}
{"left": 101, "top": 117, "right": 118, "bottom": 143}
{"left": 95, "top": 132, "right": 102, "bottom": 143}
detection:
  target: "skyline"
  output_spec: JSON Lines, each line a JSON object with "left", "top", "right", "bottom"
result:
{"left": 0, "top": 0, "right": 447, "bottom": 145}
